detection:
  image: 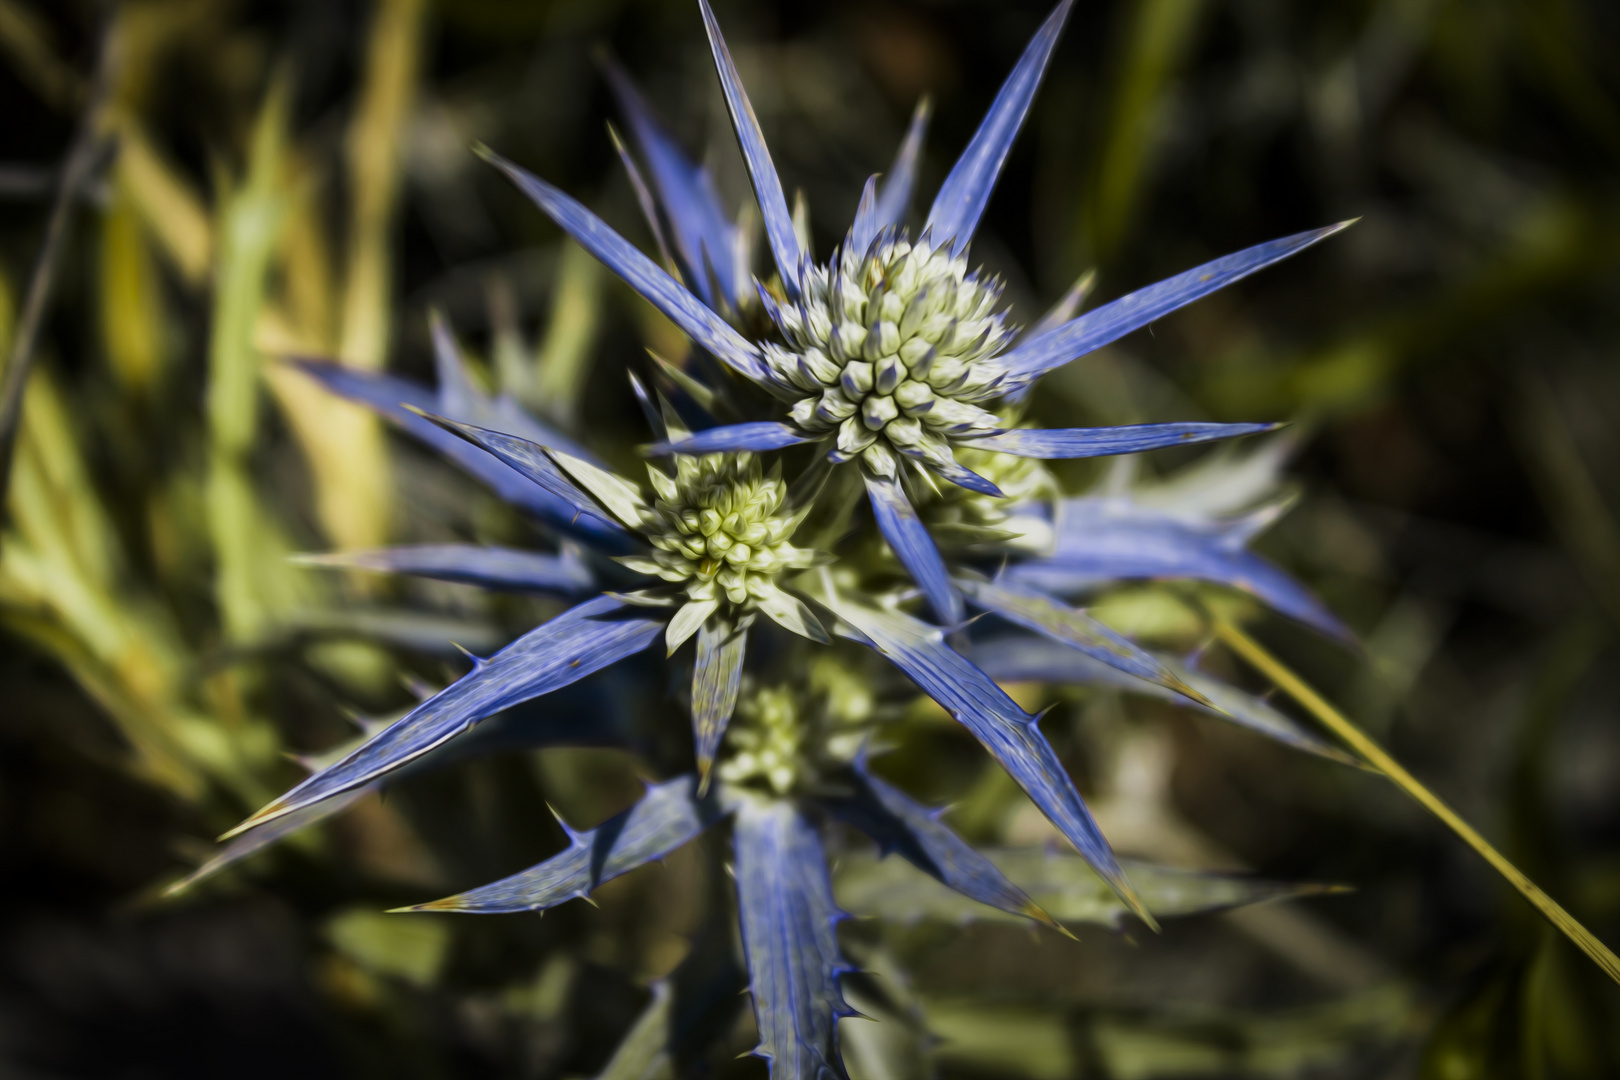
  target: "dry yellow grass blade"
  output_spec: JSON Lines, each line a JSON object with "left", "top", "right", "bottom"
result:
{"left": 532, "top": 241, "right": 604, "bottom": 426}
{"left": 0, "top": 373, "right": 273, "bottom": 804}
{"left": 206, "top": 76, "right": 320, "bottom": 641}
{"left": 262, "top": 162, "right": 390, "bottom": 552}
{"left": 338, "top": 0, "right": 426, "bottom": 371}
{"left": 101, "top": 173, "right": 166, "bottom": 390}
{"left": 268, "top": 0, "right": 426, "bottom": 555}
{"left": 1214, "top": 618, "right": 1620, "bottom": 987}
{"left": 114, "top": 123, "right": 213, "bottom": 287}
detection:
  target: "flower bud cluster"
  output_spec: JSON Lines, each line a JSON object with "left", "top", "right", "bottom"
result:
{"left": 763, "top": 230, "right": 1015, "bottom": 477}
{"left": 717, "top": 684, "right": 806, "bottom": 795}
{"left": 638, "top": 452, "right": 814, "bottom": 607}
{"left": 717, "top": 660, "right": 873, "bottom": 795}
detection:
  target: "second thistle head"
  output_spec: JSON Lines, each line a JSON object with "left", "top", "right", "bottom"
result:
{"left": 639, "top": 451, "right": 812, "bottom": 606}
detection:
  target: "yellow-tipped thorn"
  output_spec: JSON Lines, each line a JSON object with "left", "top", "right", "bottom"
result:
{"left": 1026, "top": 902, "right": 1077, "bottom": 941}
{"left": 1167, "top": 674, "right": 1217, "bottom": 712}
{"left": 1114, "top": 878, "right": 1161, "bottom": 934}
{"left": 388, "top": 896, "right": 460, "bottom": 913}
{"left": 218, "top": 802, "right": 289, "bottom": 841}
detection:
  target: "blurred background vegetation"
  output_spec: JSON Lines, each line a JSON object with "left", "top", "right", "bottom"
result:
{"left": 2, "top": 0, "right": 1619, "bottom": 1077}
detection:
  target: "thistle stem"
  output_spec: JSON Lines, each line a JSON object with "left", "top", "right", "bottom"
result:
{"left": 1213, "top": 618, "right": 1620, "bottom": 986}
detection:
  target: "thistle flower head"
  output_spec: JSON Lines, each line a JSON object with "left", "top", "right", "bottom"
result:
{"left": 635, "top": 451, "right": 815, "bottom": 608}
{"left": 766, "top": 230, "right": 1015, "bottom": 479}
{"left": 717, "top": 684, "right": 807, "bottom": 795}
{"left": 717, "top": 661, "right": 874, "bottom": 796}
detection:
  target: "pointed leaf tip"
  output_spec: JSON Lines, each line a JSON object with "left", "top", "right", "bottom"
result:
{"left": 924, "top": 0, "right": 1072, "bottom": 248}
{"left": 230, "top": 596, "right": 663, "bottom": 833}
{"left": 477, "top": 143, "right": 770, "bottom": 383}
{"left": 1001, "top": 222, "right": 1351, "bottom": 387}
{"left": 697, "top": 0, "right": 803, "bottom": 297}
{"left": 413, "top": 776, "right": 722, "bottom": 913}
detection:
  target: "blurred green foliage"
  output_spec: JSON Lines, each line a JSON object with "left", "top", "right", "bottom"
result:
{"left": 1, "top": 0, "right": 1619, "bottom": 1077}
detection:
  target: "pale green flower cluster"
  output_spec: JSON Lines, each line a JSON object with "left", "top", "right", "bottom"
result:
{"left": 765, "top": 234, "right": 1015, "bottom": 478}
{"left": 635, "top": 452, "right": 813, "bottom": 605}
{"left": 717, "top": 659, "right": 875, "bottom": 795}
{"left": 716, "top": 684, "right": 806, "bottom": 795}
{"left": 617, "top": 451, "right": 824, "bottom": 652}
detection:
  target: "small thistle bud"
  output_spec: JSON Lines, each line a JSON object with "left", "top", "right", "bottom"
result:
{"left": 636, "top": 453, "right": 817, "bottom": 613}
{"left": 874, "top": 355, "right": 904, "bottom": 394}
{"left": 861, "top": 394, "right": 899, "bottom": 430}
{"left": 789, "top": 396, "right": 819, "bottom": 428}
{"left": 815, "top": 388, "right": 857, "bottom": 424}
{"left": 840, "top": 361, "right": 875, "bottom": 397}
{"left": 829, "top": 322, "right": 866, "bottom": 362}
{"left": 885, "top": 416, "right": 924, "bottom": 448}
{"left": 862, "top": 439, "right": 898, "bottom": 478}
{"left": 837, "top": 415, "right": 878, "bottom": 453}
{"left": 893, "top": 379, "right": 935, "bottom": 413}
{"left": 802, "top": 347, "right": 840, "bottom": 385}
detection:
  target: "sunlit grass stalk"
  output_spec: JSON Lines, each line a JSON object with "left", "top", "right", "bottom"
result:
{"left": 1214, "top": 618, "right": 1620, "bottom": 986}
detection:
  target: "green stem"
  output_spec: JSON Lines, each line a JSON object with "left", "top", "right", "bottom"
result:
{"left": 1214, "top": 618, "right": 1620, "bottom": 986}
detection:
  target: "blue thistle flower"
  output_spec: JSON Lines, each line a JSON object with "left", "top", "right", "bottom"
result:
{"left": 482, "top": 0, "right": 1349, "bottom": 630}
{"left": 204, "top": 5, "right": 1364, "bottom": 1077}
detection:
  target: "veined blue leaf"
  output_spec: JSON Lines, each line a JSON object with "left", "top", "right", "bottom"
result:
{"left": 414, "top": 411, "right": 630, "bottom": 535}
{"left": 692, "top": 618, "right": 747, "bottom": 784}
{"left": 814, "top": 592, "right": 1154, "bottom": 929}
{"left": 846, "top": 175, "right": 880, "bottom": 259}
{"left": 226, "top": 596, "right": 664, "bottom": 836}
{"left": 821, "top": 761, "right": 1060, "bottom": 930}
{"left": 924, "top": 0, "right": 1072, "bottom": 249}
{"left": 836, "top": 847, "right": 1346, "bottom": 928}
{"left": 645, "top": 421, "right": 810, "bottom": 457}
{"left": 958, "top": 421, "right": 1281, "bottom": 459}
{"left": 874, "top": 97, "right": 931, "bottom": 230}
{"left": 293, "top": 544, "right": 595, "bottom": 596}
{"left": 405, "top": 775, "right": 722, "bottom": 912}
{"left": 966, "top": 633, "right": 1173, "bottom": 694}
{"left": 964, "top": 634, "right": 1360, "bottom": 766}
{"left": 732, "top": 796, "right": 852, "bottom": 1080}
{"left": 475, "top": 145, "right": 770, "bottom": 383}
{"left": 291, "top": 360, "right": 624, "bottom": 543}
{"left": 956, "top": 577, "right": 1209, "bottom": 706}
{"left": 1026, "top": 268, "right": 1096, "bottom": 339}
{"left": 1005, "top": 496, "right": 1352, "bottom": 642}
{"left": 698, "top": 0, "right": 803, "bottom": 297}
{"left": 601, "top": 58, "right": 742, "bottom": 308}
{"left": 1000, "top": 223, "right": 1354, "bottom": 387}
{"left": 864, "top": 472, "right": 962, "bottom": 625}
{"left": 182, "top": 679, "right": 643, "bottom": 888}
